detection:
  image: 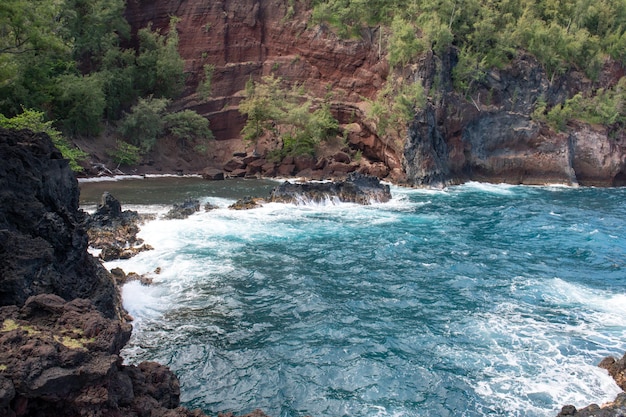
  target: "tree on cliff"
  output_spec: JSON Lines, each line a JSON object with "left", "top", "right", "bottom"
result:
{"left": 239, "top": 75, "right": 339, "bottom": 158}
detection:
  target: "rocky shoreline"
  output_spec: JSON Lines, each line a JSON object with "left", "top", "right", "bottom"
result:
{"left": 1, "top": 127, "right": 625, "bottom": 416}
{"left": 0, "top": 128, "right": 269, "bottom": 417}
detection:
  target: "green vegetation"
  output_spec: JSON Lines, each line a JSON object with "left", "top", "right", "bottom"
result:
{"left": 0, "top": 109, "right": 88, "bottom": 171}
{"left": 197, "top": 64, "right": 215, "bottom": 100}
{"left": 108, "top": 141, "right": 142, "bottom": 167}
{"left": 0, "top": 0, "right": 210, "bottom": 167}
{"left": 367, "top": 77, "right": 426, "bottom": 138}
{"left": 239, "top": 75, "right": 339, "bottom": 158}
{"left": 533, "top": 78, "right": 626, "bottom": 131}
{"left": 313, "top": 0, "right": 626, "bottom": 82}
{"left": 118, "top": 97, "right": 213, "bottom": 153}
{"left": 313, "top": 0, "right": 626, "bottom": 132}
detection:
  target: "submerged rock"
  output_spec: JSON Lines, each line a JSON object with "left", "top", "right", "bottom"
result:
{"left": 164, "top": 199, "right": 201, "bottom": 219}
{"left": 229, "top": 196, "right": 264, "bottom": 210}
{"left": 269, "top": 172, "right": 391, "bottom": 205}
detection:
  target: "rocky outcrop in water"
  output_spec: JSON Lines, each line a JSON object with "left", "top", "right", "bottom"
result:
{"left": 86, "top": 192, "right": 154, "bottom": 261}
{"left": 268, "top": 172, "right": 391, "bottom": 205}
{"left": 0, "top": 128, "right": 266, "bottom": 417}
{"left": 164, "top": 199, "right": 201, "bottom": 219}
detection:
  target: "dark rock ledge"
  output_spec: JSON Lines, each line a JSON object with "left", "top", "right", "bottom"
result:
{"left": 229, "top": 172, "right": 392, "bottom": 209}
{"left": 0, "top": 128, "right": 267, "bottom": 417}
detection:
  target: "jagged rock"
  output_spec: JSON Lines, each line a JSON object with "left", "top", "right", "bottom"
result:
{"left": 0, "top": 294, "right": 208, "bottom": 416}
{"left": 600, "top": 353, "right": 626, "bottom": 391}
{"left": 269, "top": 172, "right": 391, "bottom": 205}
{"left": 557, "top": 393, "right": 626, "bottom": 416}
{"left": 557, "top": 353, "right": 626, "bottom": 416}
{"left": 164, "top": 199, "right": 201, "bottom": 219}
{"left": 229, "top": 196, "right": 264, "bottom": 210}
{"left": 0, "top": 128, "right": 121, "bottom": 320}
{"left": 86, "top": 192, "right": 154, "bottom": 262}
{"left": 109, "top": 268, "right": 153, "bottom": 286}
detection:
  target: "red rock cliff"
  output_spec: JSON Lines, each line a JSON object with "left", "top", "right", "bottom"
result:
{"left": 125, "top": 0, "right": 626, "bottom": 186}
{"left": 125, "top": 0, "right": 402, "bottom": 177}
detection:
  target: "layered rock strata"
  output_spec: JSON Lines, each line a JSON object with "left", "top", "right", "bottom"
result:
{"left": 123, "top": 0, "right": 625, "bottom": 187}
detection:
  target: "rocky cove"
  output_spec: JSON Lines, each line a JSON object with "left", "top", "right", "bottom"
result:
{"left": 2, "top": 127, "right": 626, "bottom": 416}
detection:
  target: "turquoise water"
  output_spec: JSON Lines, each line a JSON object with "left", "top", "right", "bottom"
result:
{"left": 92, "top": 180, "right": 626, "bottom": 417}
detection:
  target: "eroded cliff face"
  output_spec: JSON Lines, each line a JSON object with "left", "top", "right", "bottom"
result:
{"left": 124, "top": 0, "right": 404, "bottom": 179}
{"left": 404, "top": 51, "right": 626, "bottom": 187}
{"left": 124, "top": 0, "right": 626, "bottom": 186}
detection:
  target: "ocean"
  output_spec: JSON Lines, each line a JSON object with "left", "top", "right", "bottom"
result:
{"left": 80, "top": 177, "right": 626, "bottom": 417}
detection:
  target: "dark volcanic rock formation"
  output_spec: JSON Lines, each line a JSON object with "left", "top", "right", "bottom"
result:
{"left": 0, "top": 294, "right": 212, "bottom": 417}
{"left": 87, "top": 192, "right": 154, "bottom": 261}
{"left": 403, "top": 52, "right": 626, "bottom": 187}
{"left": 164, "top": 199, "right": 201, "bottom": 219}
{"left": 0, "top": 128, "right": 121, "bottom": 320}
{"left": 269, "top": 172, "right": 391, "bottom": 205}
{"left": 0, "top": 128, "right": 273, "bottom": 417}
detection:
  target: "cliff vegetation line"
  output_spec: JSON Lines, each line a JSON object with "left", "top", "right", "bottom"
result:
{"left": 1, "top": 0, "right": 625, "bottom": 184}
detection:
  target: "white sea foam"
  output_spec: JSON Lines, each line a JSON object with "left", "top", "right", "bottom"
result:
{"left": 78, "top": 174, "right": 202, "bottom": 183}
{"left": 109, "top": 184, "right": 625, "bottom": 417}
{"left": 458, "top": 181, "right": 519, "bottom": 195}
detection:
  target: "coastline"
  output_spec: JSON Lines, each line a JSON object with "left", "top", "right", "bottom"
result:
{"left": 2, "top": 126, "right": 624, "bottom": 416}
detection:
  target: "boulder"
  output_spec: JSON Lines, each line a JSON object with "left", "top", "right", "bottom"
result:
{"left": 202, "top": 168, "right": 225, "bottom": 180}
{"left": 223, "top": 157, "right": 246, "bottom": 172}
{"left": 228, "top": 168, "right": 247, "bottom": 178}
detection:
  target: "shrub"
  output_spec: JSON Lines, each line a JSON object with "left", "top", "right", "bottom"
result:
{"left": 164, "top": 110, "right": 213, "bottom": 152}
{"left": 117, "top": 96, "right": 169, "bottom": 151}
{"left": 108, "top": 140, "right": 141, "bottom": 166}
{"left": 0, "top": 108, "right": 87, "bottom": 171}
